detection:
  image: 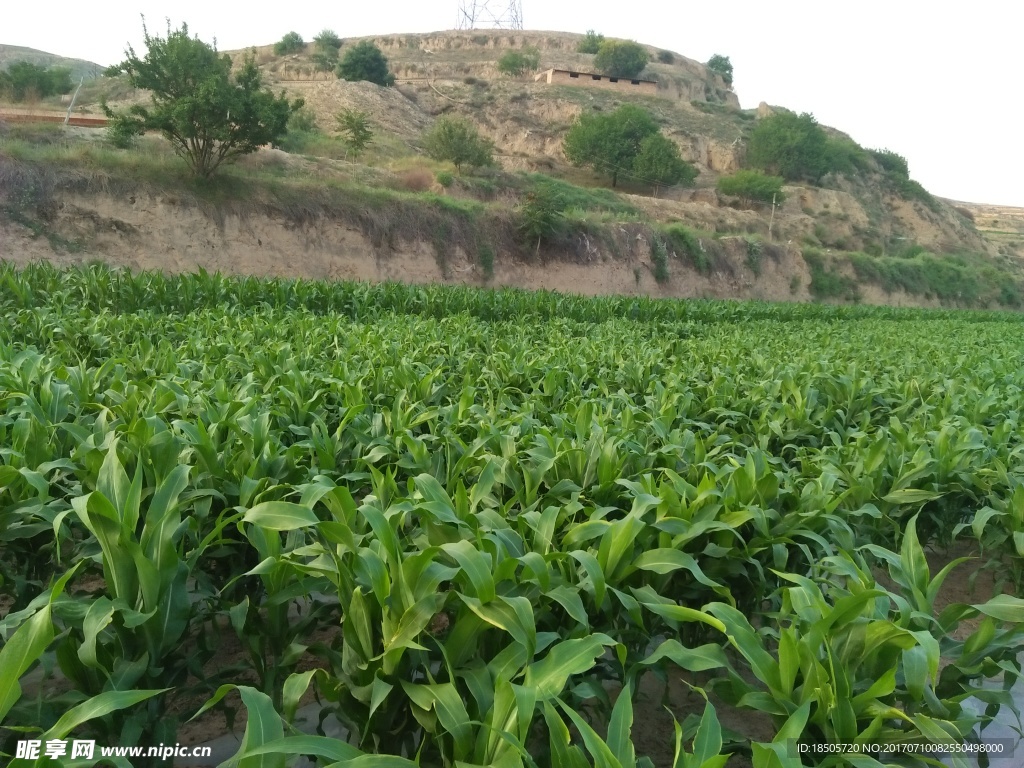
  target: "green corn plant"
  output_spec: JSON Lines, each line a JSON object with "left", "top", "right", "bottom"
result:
{"left": 226, "top": 497, "right": 340, "bottom": 711}
{"left": 704, "top": 542, "right": 1024, "bottom": 767}
{"left": 49, "top": 437, "right": 216, "bottom": 755}
{"left": 0, "top": 567, "right": 163, "bottom": 767}
{"left": 963, "top": 480, "right": 1024, "bottom": 591}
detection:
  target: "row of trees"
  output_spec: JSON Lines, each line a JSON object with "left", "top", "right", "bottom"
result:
{"left": 710, "top": 110, "right": 929, "bottom": 208}
{"left": 274, "top": 30, "right": 395, "bottom": 86}
{"left": 0, "top": 62, "right": 73, "bottom": 102}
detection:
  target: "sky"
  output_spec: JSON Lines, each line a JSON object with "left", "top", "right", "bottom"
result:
{"left": 6, "top": 1, "right": 1024, "bottom": 206}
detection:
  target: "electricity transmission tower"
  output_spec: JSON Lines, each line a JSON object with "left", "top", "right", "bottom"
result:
{"left": 456, "top": 0, "right": 524, "bottom": 30}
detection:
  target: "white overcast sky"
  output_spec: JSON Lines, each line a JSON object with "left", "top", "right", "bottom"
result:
{"left": 6, "top": 1, "right": 1023, "bottom": 206}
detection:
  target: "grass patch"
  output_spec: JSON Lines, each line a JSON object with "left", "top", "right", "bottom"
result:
{"left": 802, "top": 248, "right": 860, "bottom": 302}
{"left": 661, "top": 223, "right": 709, "bottom": 274}
{"left": 517, "top": 173, "right": 637, "bottom": 216}
{"left": 846, "top": 250, "right": 1021, "bottom": 307}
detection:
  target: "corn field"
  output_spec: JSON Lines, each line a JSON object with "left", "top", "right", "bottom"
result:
{"left": 2, "top": 263, "right": 1024, "bottom": 768}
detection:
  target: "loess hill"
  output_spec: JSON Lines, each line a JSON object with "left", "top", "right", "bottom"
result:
{"left": 2, "top": 30, "right": 1024, "bottom": 309}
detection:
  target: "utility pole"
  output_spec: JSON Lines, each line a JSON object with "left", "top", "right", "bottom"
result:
{"left": 64, "top": 77, "right": 84, "bottom": 127}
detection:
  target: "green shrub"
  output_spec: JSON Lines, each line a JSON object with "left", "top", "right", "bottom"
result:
{"left": 823, "top": 137, "right": 870, "bottom": 176}
{"left": 632, "top": 133, "right": 698, "bottom": 193}
{"left": 742, "top": 115, "right": 932, "bottom": 198}
{"left": 336, "top": 109, "right": 373, "bottom": 158}
{"left": 478, "top": 244, "right": 495, "bottom": 278}
{"left": 311, "top": 52, "right": 338, "bottom": 72}
{"left": 436, "top": 171, "right": 454, "bottom": 188}
{"left": 0, "top": 62, "right": 73, "bottom": 101}
{"left": 496, "top": 48, "right": 540, "bottom": 77}
{"left": 746, "top": 111, "right": 829, "bottom": 181}
{"left": 717, "top": 169, "right": 786, "bottom": 205}
{"left": 576, "top": 30, "right": 605, "bottom": 54}
{"left": 745, "top": 238, "right": 763, "bottom": 277}
{"left": 336, "top": 41, "right": 395, "bottom": 86}
{"left": 274, "top": 32, "right": 306, "bottom": 56}
{"left": 106, "top": 113, "right": 142, "bottom": 149}
{"left": 657, "top": 50, "right": 674, "bottom": 64}
{"left": 518, "top": 184, "right": 567, "bottom": 254}
{"left": 594, "top": 40, "right": 648, "bottom": 79}
{"left": 520, "top": 174, "right": 636, "bottom": 215}
{"left": 423, "top": 116, "right": 494, "bottom": 173}
{"left": 662, "top": 224, "right": 709, "bottom": 273}
{"left": 651, "top": 237, "right": 670, "bottom": 283}
{"left": 896, "top": 243, "right": 927, "bottom": 259}
{"left": 999, "top": 282, "right": 1021, "bottom": 307}
{"left": 803, "top": 248, "right": 859, "bottom": 300}
{"left": 288, "top": 106, "right": 318, "bottom": 134}
{"left": 870, "top": 148, "right": 909, "bottom": 179}
{"left": 894, "top": 177, "right": 938, "bottom": 210}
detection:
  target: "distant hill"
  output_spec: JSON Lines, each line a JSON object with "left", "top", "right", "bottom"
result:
{"left": 0, "top": 44, "right": 104, "bottom": 81}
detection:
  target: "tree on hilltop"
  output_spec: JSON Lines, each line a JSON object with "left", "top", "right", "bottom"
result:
{"left": 746, "top": 111, "right": 829, "bottom": 181}
{"left": 274, "top": 31, "right": 306, "bottom": 56}
{"left": 336, "top": 41, "right": 395, "bottom": 87}
{"left": 593, "top": 40, "right": 648, "bottom": 79}
{"left": 576, "top": 30, "right": 605, "bottom": 54}
{"left": 706, "top": 54, "right": 733, "bottom": 86}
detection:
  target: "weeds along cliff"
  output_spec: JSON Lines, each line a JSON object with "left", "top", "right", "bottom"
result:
{"left": 2, "top": 29, "right": 1022, "bottom": 309}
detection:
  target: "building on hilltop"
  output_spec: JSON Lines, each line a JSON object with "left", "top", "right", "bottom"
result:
{"left": 534, "top": 68, "right": 658, "bottom": 96}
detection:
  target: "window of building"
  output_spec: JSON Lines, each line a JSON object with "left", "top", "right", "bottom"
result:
{"left": 569, "top": 72, "right": 579, "bottom": 78}
{"left": 592, "top": 74, "right": 601, "bottom": 80}
{"left": 630, "top": 79, "right": 640, "bottom": 85}
{"left": 609, "top": 77, "right": 619, "bottom": 83}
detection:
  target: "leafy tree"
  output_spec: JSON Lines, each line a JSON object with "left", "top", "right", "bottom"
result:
{"left": 746, "top": 111, "right": 828, "bottom": 182}
{"left": 497, "top": 48, "right": 540, "bottom": 76}
{"left": 423, "top": 116, "right": 494, "bottom": 173}
{"left": 336, "top": 41, "right": 395, "bottom": 87}
{"left": 593, "top": 40, "right": 648, "bottom": 79}
{"left": 657, "top": 50, "right": 674, "bottom": 64}
{"left": 632, "top": 134, "right": 697, "bottom": 195}
{"left": 822, "top": 136, "right": 870, "bottom": 176}
{"left": 576, "top": 30, "right": 605, "bottom": 54}
{"left": 274, "top": 31, "right": 306, "bottom": 56}
{"left": 706, "top": 54, "right": 733, "bottom": 86}
{"left": 562, "top": 104, "right": 658, "bottom": 186}
{"left": 104, "top": 20, "right": 302, "bottom": 179}
{"left": 312, "top": 30, "right": 343, "bottom": 72}
{"left": 717, "top": 169, "right": 786, "bottom": 205}
{"left": 0, "top": 62, "right": 73, "bottom": 101}
{"left": 871, "top": 148, "right": 910, "bottom": 179}
{"left": 336, "top": 108, "right": 374, "bottom": 158}
{"left": 314, "top": 29, "right": 343, "bottom": 54}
